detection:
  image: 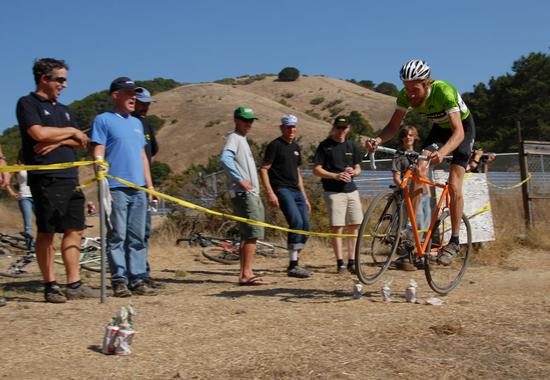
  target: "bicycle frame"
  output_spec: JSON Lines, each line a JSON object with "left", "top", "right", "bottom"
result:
{"left": 400, "top": 167, "right": 450, "bottom": 258}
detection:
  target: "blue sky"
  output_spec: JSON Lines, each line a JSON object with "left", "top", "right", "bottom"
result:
{"left": 1, "top": 0, "right": 548, "bottom": 132}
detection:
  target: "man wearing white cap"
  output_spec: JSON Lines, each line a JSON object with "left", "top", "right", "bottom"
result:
{"left": 260, "top": 114, "right": 312, "bottom": 278}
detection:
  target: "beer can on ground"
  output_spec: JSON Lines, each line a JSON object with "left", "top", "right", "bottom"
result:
{"left": 353, "top": 283, "right": 363, "bottom": 299}
{"left": 381, "top": 286, "right": 391, "bottom": 302}
{"left": 405, "top": 286, "right": 417, "bottom": 303}
{"left": 102, "top": 325, "right": 119, "bottom": 354}
{"left": 114, "top": 328, "right": 135, "bottom": 356}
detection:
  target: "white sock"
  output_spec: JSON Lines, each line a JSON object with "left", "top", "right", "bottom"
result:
{"left": 288, "top": 249, "right": 298, "bottom": 261}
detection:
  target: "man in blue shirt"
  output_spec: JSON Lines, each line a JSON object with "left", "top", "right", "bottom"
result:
{"left": 91, "top": 77, "right": 156, "bottom": 297}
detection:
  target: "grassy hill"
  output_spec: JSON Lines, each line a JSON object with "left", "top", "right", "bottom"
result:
{"left": 151, "top": 75, "right": 395, "bottom": 173}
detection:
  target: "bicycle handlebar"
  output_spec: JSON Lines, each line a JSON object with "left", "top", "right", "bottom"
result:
{"left": 368, "top": 145, "right": 429, "bottom": 170}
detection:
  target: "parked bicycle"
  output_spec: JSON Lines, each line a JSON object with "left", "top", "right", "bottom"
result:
{"left": 355, "top": 146, "right": 472, "bottom": 295}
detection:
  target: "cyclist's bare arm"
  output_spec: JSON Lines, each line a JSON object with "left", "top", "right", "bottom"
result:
{"left": 366, "top": 109, "right": 407, "bottom": 151}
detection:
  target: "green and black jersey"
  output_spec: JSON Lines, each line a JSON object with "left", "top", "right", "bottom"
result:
{"left": 396, "top": 80, "right": 470, "bottom": 128}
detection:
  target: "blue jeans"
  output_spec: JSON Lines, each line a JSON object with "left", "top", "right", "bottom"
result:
{"left": 18, "top": 197, "right": 35, "bottom": 251}
{"left": 107, "top": 188, "right": 148, "bottom": 287}
{"left": 416, "top": 193, "right": 431, "bottom": 238}
{"left": 275, "top": 187, "right": 310, "bottom": 250}
{"left": 145, "top": 208, "right": 152, "bottom": 276}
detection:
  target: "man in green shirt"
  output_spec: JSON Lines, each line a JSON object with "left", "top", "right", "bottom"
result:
{"left": 367, "top": 60, "right": 475, "bottom": 266}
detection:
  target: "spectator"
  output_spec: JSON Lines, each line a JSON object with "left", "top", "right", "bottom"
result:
{"left": 91, "top": 77, "right": 157, "bottom": 297}
{"left": 131, "top": 86, "right": 164, "bottom": 289}
{"left": 468, "top": 147, "right": 496, "bottom": 173}
{"left": 0, "top": 144, "right": 8, "bottom": 307}
{"left": 260, "top": 114, "right": 312, "bottom": 278}
{"left": 313, "top": 116, "right": 363, "bottom": 274}
{"left": 6, "top": 151, "right": 35, "bottom": 252}
{"left": 16, "top": 58, "right": 96, "bottom": 303}
{"left": 220, "top": 106, "right": 269, "bottom": 286}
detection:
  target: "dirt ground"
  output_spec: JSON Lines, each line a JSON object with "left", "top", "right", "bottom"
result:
{"left": 1, "top": 218, "right": 550, "bottom": 380}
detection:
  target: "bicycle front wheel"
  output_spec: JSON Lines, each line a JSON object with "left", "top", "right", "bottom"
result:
{"left": 424, "top": 210, "right": 472, "bottom": 295}
{"left": 202, "top": 247, "right": 240, "bottom": 264}
{"left": 355, "top": 190, "right": 403, "bottom": 285}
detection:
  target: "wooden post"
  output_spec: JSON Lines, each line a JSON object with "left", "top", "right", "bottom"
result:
{"left": 517, "top": 121, "right": 532, "bottom": 228}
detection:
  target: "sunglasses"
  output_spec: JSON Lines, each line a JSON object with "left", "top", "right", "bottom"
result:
{"left": 47, "top": 76, "right": 67, "bottom": 84}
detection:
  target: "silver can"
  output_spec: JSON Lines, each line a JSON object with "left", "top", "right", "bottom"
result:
{"left": 405, "top": 286, "right": 417, "bottom": 303}
{"left": 114, "top": 328, "right": 135, "bottom": 356}
{"left": 102, "top": 325, "right": 119, "bottom": 355}
{"left": 353, "top": 283, "right": 363, "bottom": 299}
{"left": 381, "top": 286, "right": 391, "bottom": 302}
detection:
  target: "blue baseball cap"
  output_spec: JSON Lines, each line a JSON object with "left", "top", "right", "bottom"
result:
{"left": 136, "top": 87, "right": 156, "bottom": 103}
{"left": 281, "top": 114, "right": 298, "bottom": 126}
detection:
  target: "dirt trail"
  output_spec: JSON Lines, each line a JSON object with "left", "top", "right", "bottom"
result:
{"left": 1, "top": 240, "right": 549, "bottom": 379}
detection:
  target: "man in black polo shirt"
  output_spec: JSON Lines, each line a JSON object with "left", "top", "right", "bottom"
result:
{"left": 16, "top": 58, "right": 97, "bottom": 303}
{"left": 313, "top": 116, "right": 363, "bottom": 274}
{"left": 260, "top": 114, "right": 312, "bottom": 278}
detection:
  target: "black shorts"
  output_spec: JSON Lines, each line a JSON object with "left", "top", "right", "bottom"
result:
{"left": 422, "top": 114, "right": 476, "bottom": 169}
{"left": 28, "top": 176, "right": 85, "bottom": 233}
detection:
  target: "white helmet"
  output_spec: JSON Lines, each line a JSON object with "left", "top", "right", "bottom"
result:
{"left": 400, "top": 60, "right": 431, "bottom": 81}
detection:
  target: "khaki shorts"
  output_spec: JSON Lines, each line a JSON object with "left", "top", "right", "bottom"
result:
{"left": 323, "top": 190, "right": 363, "bottom": 227}
{"left": 230, "top": 193, "right": 265, "bottom": 240}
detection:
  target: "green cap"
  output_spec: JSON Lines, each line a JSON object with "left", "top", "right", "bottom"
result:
{"left": 234, "top": 105, "right": 258, "bottom": 120}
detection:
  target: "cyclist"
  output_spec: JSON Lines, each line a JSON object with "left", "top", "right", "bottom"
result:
{"left": 367, "top": 59, "right": 475, "bottom": 265}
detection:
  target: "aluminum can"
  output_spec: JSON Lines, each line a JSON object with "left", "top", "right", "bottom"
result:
{"left": 405, "top": 286, "right": 417, "bottom": 303}
{"left": 102, "top": 325, "right": 119, "bottom": 354}
{"left": 114, "top": 328, "right": 135, "bottom": 356}
{"left": 381, "top": 286, "right": 391, "bottom": 302}
{"left": 353, "top": 283, "right": 363, "bottom": 299}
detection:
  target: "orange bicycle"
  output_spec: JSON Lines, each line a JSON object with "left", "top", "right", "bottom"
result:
{"left": 355, "top": 146, "right": 472, "bottom": 294}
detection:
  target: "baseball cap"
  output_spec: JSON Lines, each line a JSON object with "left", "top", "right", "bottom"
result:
{"left": 109, "top": 77, "right": 142, "bottom": 93}
{"left": 136, "top": 87, "right": 156, "bottom": 103}
{"left": 234, "top": 105, "right": 258, "bottom": 120}
{"left": 333, "top": 115, "right": 350, "bottom": 126}
{"left": 281, "top": 114, "right": 298, "bottom": 126}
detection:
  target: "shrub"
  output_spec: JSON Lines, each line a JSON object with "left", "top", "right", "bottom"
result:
{"left": 279, "top": 99, "right": 290, "bottom": 106}
{"left": 281, "top": 92, "right": 294, "bottom": 99}
{"left": 310, "top": 97, "right": 325, "bottom": 105}
{"left": 305, "top": 110, "right": 322, "bottom": 120}
{"left": 278, "top": 67, "right": 300, "bottom": 82}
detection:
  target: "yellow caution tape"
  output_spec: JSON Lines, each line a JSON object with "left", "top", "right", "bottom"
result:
{"left": 0, "top": 160, "right": 98, "bottom": 173}
{"left": 487, "top": 172, "right": 531, "bottom": 190}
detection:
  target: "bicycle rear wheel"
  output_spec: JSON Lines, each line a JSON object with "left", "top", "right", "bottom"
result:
{"left": 424, "top": 210, "right": 472, "bottom": 295}
{"left": 80, "top": 248, "right": 107, "bottom": 273}
{"left": 202, "top": 246, "right": 240, "bottom": 264}
{"left": 256, "top": 241, "right": 284, "bottom": 258}
{"left": 355, "top": 190, "right": 403, "bottom": 285}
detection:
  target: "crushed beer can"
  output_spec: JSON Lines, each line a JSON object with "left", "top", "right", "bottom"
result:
{"left": 381, "top": 277, "right": 393, "bottom": 302}
{"left": 102, "top": 324, "right": 120, "bottom": 354}
{"left": 353, "top": 283, "right": 363, "bottom": 299}
{"left": 405, "top": 279, "right": 418, "bottom": 303}
{"left": 114, "top": 328, "right": 135, "bottom": 356}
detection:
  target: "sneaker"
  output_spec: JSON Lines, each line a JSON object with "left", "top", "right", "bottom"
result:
{"left": 112, "top": 282, "right": 132, "bottom": 298}
{"left": 130, "top": 282, "right": 158, "bottom": 296}
{"left": 65, "top": 283, "right": 100, "bottom": 300}
{"left": 347, "top": 262, "right": 356, "bottom": 274}
{"left": 0, "top": 297, "right": 6, "bottom": 307}
{"left": 143, "top": 277, "right": 166, "bottom": 289}
{"left": 287, "top": 266, "right": 312, "bottom": 278}
{"left": 337, "top": 264, "right": 346, "bottom": 274}
{"left": 395, "top": 256, "right": 416, "bottom": 271}
{"left": 437, "top": 242, "right": 460, "bottom": 266}
{"left": 45, "top": 285, "right": 67, "bottom": 303}
{"left": 414, "top": 257, "right": 425, "bottom": 270}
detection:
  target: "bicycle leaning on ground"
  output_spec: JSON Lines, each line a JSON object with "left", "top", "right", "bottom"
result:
{"left": 355, "top": 146, "right": 472, "bottom": 295}
{"left": 176, "top": 219, "right": 285, "bottom": 264}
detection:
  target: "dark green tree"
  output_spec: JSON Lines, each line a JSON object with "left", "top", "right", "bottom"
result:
{"left": 374, "top": 82, "right": 399, "bottom": 97}
{"left": 151, "top": 161, "right": 172, "bottom": 186}
{"left": 278, "top": 67, "right": 300, "bottom": 82}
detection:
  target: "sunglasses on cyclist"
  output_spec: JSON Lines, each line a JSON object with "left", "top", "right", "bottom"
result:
{"left": 46, "top": 76, "right": 68, "bottom": 84}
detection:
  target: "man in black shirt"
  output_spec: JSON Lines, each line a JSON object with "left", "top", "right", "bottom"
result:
{"left": 132, "top": 87, "right": 164, "bottom": 289}
{"left": 16, "top": 58, "right": 97, "bottom": 303}
{"left": 260, "top": 114, "right": 312, "bottom": 278}
{"left": 313, "top": 116, "right": 363, "bottom": 274}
